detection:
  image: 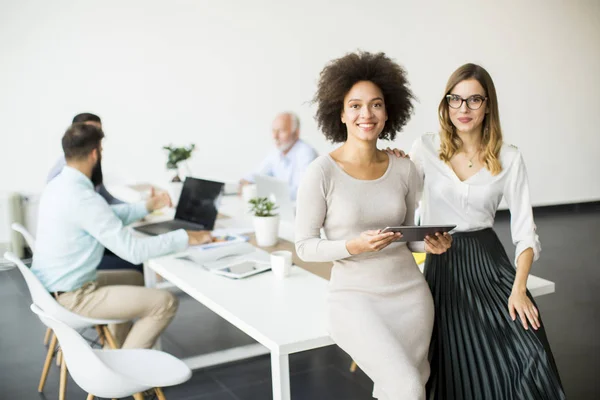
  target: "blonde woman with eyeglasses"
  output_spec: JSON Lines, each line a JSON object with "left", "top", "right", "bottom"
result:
{"left": 409, "top": 64, "right": 565, "bottom": 399}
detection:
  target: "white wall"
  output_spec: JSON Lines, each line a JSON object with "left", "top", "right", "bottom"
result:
{"left": 1, "top": 0, "right": 599, "bottom": 206}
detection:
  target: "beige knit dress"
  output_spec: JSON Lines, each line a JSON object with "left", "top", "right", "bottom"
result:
{"left": 295, "top": 153, "right": 434, "bottom": 400}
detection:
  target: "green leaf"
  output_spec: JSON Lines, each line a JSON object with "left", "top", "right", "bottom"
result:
{"left": 163, "top": 144, "right": 195, "bottom": 170}
{"left": 247, "top": 196, "right": 279, "bottom": 217}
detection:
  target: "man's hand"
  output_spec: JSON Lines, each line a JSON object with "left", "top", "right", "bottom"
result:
{"left": 186, "top": 230, "right": 213, "bottom": 245}
{"left": 145, "top": 187, "right": 173, "bottom": 212}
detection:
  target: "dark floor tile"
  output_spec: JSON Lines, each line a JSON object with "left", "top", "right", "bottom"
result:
{"left": 192, "top": 391, "right": 238, "bottom": 400}
{"left": 209, "top": 354, "right": 273, "bottom": 389}
{"left": 162, "top": 370, "right": 225, "bottom": 399}
{"left": 206, "top": 345, "right": 359, "bottom": 391}
{"left": 329, "top": 361, "right": 374, "bottom": 393}
{"left": 165, "top": 293, "right": 256, "bottom": 357}
{"left": 172, "top": 389, "right": 238, "bottom": 400}
{"left": 231, "top": 365, "right": 372, "bottom": 400}
{"left": 289, "top": 345, "right": 348, "bottom": 375}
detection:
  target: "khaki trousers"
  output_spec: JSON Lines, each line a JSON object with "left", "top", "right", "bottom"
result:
{"left": 57, "top": 270, "right": 179, "bottom": 349}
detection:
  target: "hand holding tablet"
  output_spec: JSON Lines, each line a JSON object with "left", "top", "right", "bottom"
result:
{"left": 380, "top": 225, "right": 456, "bottom": 242}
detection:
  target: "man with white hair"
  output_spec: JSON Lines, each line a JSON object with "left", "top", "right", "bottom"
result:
{"left": 240, "top": 112, "right": 317, "bottom": 201}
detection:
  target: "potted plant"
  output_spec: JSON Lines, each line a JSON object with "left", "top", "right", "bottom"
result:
{"left": 163, "top": 144, "right": 195, "bottom": 205}
{"left": 248, "top": 197, "right": 279, "bottom": 247}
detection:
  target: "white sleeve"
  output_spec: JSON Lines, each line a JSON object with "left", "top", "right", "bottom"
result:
{"left": 404, "top": 161, "right": 426, "bottom": 253}
{"left": 294, "top": 162, "right": 352, "bottom": 262}
{"left": 503, "top": 152, "right": 541, "bottom": 267}
{"left": 243, "top": 154, "right": 274, "bottom": 182}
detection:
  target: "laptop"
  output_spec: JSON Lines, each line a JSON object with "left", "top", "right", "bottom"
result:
{"left": 134, "top": 177, "right": 224, "bottom": 235}
{"left": 254, "top": 174, "right": 294, "bottom": 221}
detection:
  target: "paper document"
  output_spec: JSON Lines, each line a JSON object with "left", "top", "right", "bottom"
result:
{"left": 179, "top": 242, "right": 270, "bottom": 270}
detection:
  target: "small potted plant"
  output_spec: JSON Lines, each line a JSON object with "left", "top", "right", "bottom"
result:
{"left": 249, "top": 197, "right": 279, "bottom": 247}
{"left": 163, "top": 144, "right": 195, "bottom": 182}
{"left": 163, "top": 144, "right": 195, "bottom": 205}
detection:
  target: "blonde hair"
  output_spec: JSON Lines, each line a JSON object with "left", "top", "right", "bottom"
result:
{"left": 438, "top": 63, "right": 503, "bottom": 175}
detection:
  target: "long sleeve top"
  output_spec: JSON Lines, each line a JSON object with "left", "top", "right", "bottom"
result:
{"left": 32, "top": 166, "right": 188, "bottom": 292}
{"left": 409, "top": 133, "right": 541, "bottom": 266}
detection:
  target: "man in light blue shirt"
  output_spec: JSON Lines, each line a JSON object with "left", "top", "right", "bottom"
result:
{"left": 32, "top": 123, "right": 212, "bottom": 349}
{"left": 240, "top": 112, "right": 318, "bottom": 201}
{"left": 47, "top": 112, "right": 145, "bottom": 274}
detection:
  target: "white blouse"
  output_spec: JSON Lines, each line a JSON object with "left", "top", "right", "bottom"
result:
{"left": 409, "top": 133, "right": 541, "bottom": 267}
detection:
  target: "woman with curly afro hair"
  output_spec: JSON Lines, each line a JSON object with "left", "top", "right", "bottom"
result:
{"left": 295, "top": 51, "right": 452, "bottom": 400}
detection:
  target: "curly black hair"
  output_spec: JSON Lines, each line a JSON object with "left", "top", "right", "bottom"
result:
{"left": 313, "top": 51, "right": 415, "bottom": 143}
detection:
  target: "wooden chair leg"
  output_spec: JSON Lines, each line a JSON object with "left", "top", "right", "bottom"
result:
{"left": 102, "top": 326, "right": 119, "bottom": 349}
{"left": 59, "top": 357, "right": 67, "bottom": 400}
{"left": 86, "top": 394, "right": 94, "bottom": 400}
{"left": 56, "top": 347, "right": 63, "bottom": 366}
{"left": 349, "top": 360, "right": 358, "bottom": 373}
{"left": 43, "top": 327, "right": 52, "bottom": 346}
{"left": 38, "top": 333, "right": 57, "bottom": 392}
{"left": 155, "top": 387, "right": 167, "bottom": 400}
{"left": 132, "top": 393, "right": 144, "bottom": 400}
{"left": 94, "top": 325, "right": 105, "bottom": 346}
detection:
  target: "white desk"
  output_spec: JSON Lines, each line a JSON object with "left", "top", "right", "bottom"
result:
{"left": 147, "top": 255, "right": 332, "bottom": 400}
{"left": 140, "top": 195, "right": 555, "bottom": 400}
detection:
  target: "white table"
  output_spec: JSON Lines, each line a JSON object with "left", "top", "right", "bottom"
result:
{"left": 147, "top": 254, "right": 333, "bottom": 400}
{"left": 139, "top": 195, "right": 555, "bottom": 400}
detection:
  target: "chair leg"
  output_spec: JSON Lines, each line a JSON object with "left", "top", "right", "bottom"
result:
{"left": 59, "top": 357, "right": 67, "bottom": 400}
{"left": 57, "top": 347, "right": 63, "bottom": 366}
{"left": 155, "top": 387, "right": 167, "bottom": 400}
{"left": 349, "top": 360, "right": 358, "bottom": 373}
{"left": 43, "top": 327, "right": 52, "bottom": 346}
{"left": 86, "top": 394, "right": 94, "bottom": 400}
{"left": 38, "top": 333, "right": 57, "bottom": 392}
{"left": 102, "top": 326, "right": 119, "bottom": 349}
{"left": 132, "top": 393, "right": 144, "bottom": 400}
{"left": 94, "top": 325, "right": 105, "bottom": 346}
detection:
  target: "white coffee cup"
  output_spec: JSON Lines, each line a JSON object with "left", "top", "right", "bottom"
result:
{"left": 270, "top": 250, "right": 292, "bottom": 279}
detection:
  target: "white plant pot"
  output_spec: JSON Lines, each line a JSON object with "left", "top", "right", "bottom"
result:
{"left": 253, "top": 215, "right": 280, "bottom": 247}
{"left": 168, "top": 181, "right": 184, "bottom": 207}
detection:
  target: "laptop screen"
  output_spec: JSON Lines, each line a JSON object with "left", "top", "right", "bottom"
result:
{"left": 175, "top": 177, "right": 224, "bottom": 229}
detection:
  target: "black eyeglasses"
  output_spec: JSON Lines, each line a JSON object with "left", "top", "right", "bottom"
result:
{"left": 446, "top": 94, "right": 487, "bottom": 110}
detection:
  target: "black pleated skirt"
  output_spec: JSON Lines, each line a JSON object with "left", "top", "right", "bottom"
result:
{"left": 424, "top": 228, "right": 565, "bottom": 400}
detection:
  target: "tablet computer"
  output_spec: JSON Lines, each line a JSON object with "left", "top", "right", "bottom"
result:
{"left": 380, "top": 225, "right": 456, "bottom": 242}
{"left": 209, "top": 260, "right": 271, "bottom": 279}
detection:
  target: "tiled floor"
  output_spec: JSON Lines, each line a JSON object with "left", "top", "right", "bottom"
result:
{"left": 1, "top": 204, "right": 599, "bottom": 399}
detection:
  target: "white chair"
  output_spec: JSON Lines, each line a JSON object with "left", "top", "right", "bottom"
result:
{"left": 3, "top": 251, "right": 127, "bottom": 399}
{"left": 11, "top": 222, "right": 36, "bottom": 251}
{"left": 30, "top": 304, "right": 192, "bottom": 400}
{"left": 9, "top": 224, "right": 55, "bottom": 347}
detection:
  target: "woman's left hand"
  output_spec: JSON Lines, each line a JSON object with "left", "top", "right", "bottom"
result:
{"left": 424, "top": 232, "right": 452, "bottom": 254}
{"left": 508, "top": 291, "right": 540, "bottom": 330}
{"left": 383, "top": 147, "right": 409, "bottom": 158}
